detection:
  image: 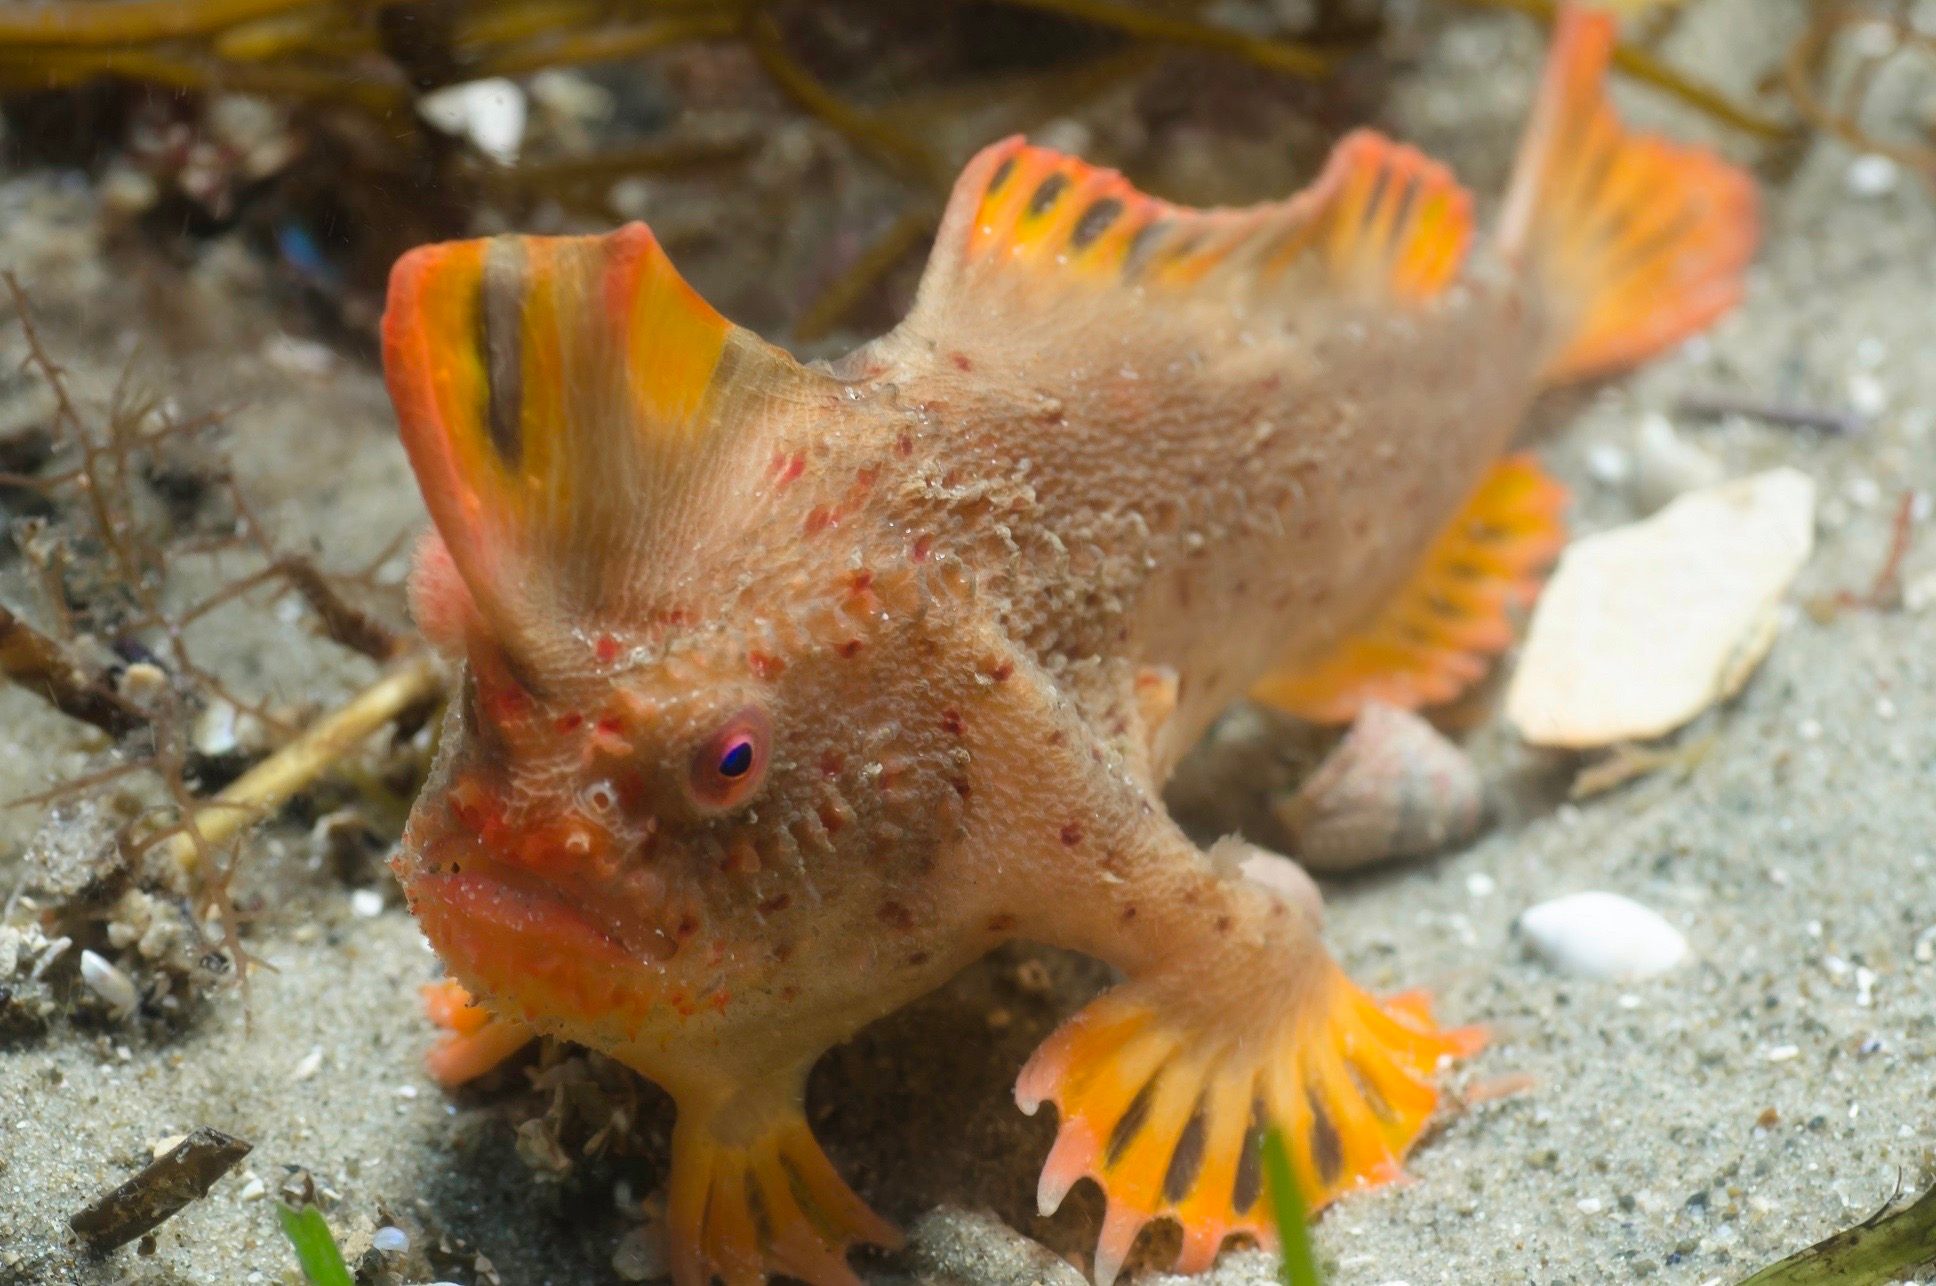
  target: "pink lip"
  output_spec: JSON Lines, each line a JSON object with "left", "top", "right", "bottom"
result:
{"left": 401, "top": 862, "right": 661, "bottom": 1030}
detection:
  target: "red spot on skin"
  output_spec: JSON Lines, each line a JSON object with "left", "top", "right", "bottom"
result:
{"left": 759, "top": 893, "right": 792, "bottom": 915}
{"left": 907, "top": 951, "right": 931, "bottom": 967}
{"left": 484, "top": 681, "right": 531, "bottom": 724}
{"left": 748, "top": 650, "right": 784, "bottom": 680}
{"left": 1215, "top": 914, "right": 1234, "bottom": 933}
{"left": 1121, "top": 905, "right": 1138, "bottom": 922}
{"left": 1060, "top": 822, "right": 1083, "bottom": 847}
{"left": 951, "top": 352, "right": 972, "bottom": 371}
{"left": 710, "top": 991, "right": 730, "bottom": 1014}
{"left": 986, "top": 658, "right": 1015, "bottom": 683}
{"left": 940, "top": 708, "right": 964, "bottom": 736}
{"left": 555, "top": 711, "right": 584, "bottom": 733}
{"left": 911, "top": 534, "right": 932, "bottom": 562}
{"left": 951, "top": 777, "right": 972, "bottom": 799}
{"left": 847, "top": 569, "right": 874, "bottom": 595}
{"left": 986, "top": 912, "right": 1017, "bottom": 932}
{"left": 895, "top": 432, "right": 914, "bottom": 457}
{"left": 818, "top": 750, "right": 845, "bottom": 777}
{"left": 804, "top": 506, "right": 836, "bottom": 535}
{"left": 594, "top": 634, "right": 620, "bottom": 664}
{"left": 816, "top": 802, "right": 846, "bottom": 835}
{"left": 878, "top": 901, "right": 915, "bottom": 930}
{"left": 675, "top": 913, "right": 700, "bottom": 940}
{"left": 836, "top": 638, "right": 863, "bottom": 658}
{"left": 774, "top": 451, "right": 806, "bottom": 485}
{"left": 780, "top": 984, "right": 800, "bottom": 1001}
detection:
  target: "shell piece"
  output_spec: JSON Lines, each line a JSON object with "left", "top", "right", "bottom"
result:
{"left": 1273, "top": 701, "right": 1486, "bottom": 873}
{"left": 1506, "top": 468, "right": 1815, "bottom": 748}
{"left": 1628, "top": 412, "right": 1723, "bottom": 514}
{"left": 1518, "top": 891, "right": 1688, "bottom": 980}
{"left": 78, "top": 948, "right": 138, "bottom": 1018}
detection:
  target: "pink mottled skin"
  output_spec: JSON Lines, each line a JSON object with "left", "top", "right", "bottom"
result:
{"left": 388, "top": 12, "right": 1756, "bottom": 1280}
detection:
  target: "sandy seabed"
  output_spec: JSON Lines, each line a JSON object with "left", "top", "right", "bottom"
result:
{"left": 4, "top": 4, "right": 1936, "bottom": 1283}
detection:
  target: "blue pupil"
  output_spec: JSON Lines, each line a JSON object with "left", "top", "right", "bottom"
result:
{"left": 718, "top": 740, "right": 754, "bottom": 778}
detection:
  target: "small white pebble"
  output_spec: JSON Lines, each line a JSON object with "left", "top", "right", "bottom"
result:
{"left": 1797, "top": 718, "right": 1823, "bottom": 742}
{"left": 1465, "top": 872, "right": 1496, "bottom": 899}
{"left": 290, "top": 1046, "right": 323, "bottom": 1082}
{"left": 418, "top": 78, "right": 527, "bottom": 164}
{"left": 261, "top": 333, "right": 335, "bottom": 378}
{"left": 1876, "top": 697, "right": 1898, "bottom": 720}
{"left": 1617, "top": 993, "right": 1643, "bottom": 1010}
{"left": 1577, "top": 1197, "right": 1604, "bottom": 1214}
{"left": 396, "top": 1084, "right": 419, "bottom": 1099}
{"left": 1915, "top": 925, "right": 1936, "bottom": 963}
{"left": 1519, "top": 891, "right": 1688, "bottom": 980}
{"left": 117, "top": 661, "right": 169, "bottom": 703}
{"left": 1763, "top": 1043, "right": 1801, "bottom": 1063}
{"left": 1845, "top": 153, "right": 1900, "bottom": 197}
{"left": 1629, "top": 412, "right": 1723, "bottom": 514}
{"left": 150, "top": 1133, "right": 187, "bottom": 1160}
{"left": 371, "top": 1226, "right": 409, "bottom": 1253}
{"left": 79, "top": 949, "right": 138, "bottom": 1018}
{"left": 349, "top": 888, "right": 385, "bottom": 919}
{"left": 237, "top": 1173, "right": 267, "bottom": 1202}
{"left": 1856, "top": 966, "right": 1877, "bottom": 1007}
{"left": 1586, "top": 443, "right": 1630, "bottom": 486}
{"left": 1848, "top": 372, "right": 1888, "bottom": 417}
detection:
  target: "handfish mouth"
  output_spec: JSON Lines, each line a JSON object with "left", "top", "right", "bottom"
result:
{"left": 399, "top": 861, "right": 657, "bottom": 1030}
{"left": 408, "top": 865, "right": 629, "bottom": 956}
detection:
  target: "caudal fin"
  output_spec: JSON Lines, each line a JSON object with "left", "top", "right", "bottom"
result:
{"left": 1497, "top": 6, "right": 1758, "bottom": 385}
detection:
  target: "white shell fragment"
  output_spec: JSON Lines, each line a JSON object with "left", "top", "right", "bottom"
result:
{"left": 1274, "top": 702, "right": 1485, "bottom": 873}
{"left": 1507, "top": 469, "right": 1815, "bottom": 748}
{"left": 79, "top": 948, "right": 138, "bottom": 1018}
{"left": 418, "top": 79, "right": 527, "bottom": 165}
{"left": 1519, "top": 891, "right": 1688, "bottom": 980}
{"left": 1628, "top": 412, "right": 1722, "bottom": 514}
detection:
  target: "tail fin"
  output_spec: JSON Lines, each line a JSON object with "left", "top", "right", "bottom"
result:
{"left": 1497, "top": 6, "right": 1757, "bottom": 385}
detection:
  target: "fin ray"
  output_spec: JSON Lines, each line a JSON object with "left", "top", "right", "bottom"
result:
{"left": 1252, "top": 455, "right": 1568, "bottom": 724}
{"left": 1498, "top": 6, "right": 1758, "bottom": 384}
{"left": 902, "top": 128, "right": 1474, "bottom": 345}
{"left": 1020, "top": 966, "right": 1481, "bottom": 1283}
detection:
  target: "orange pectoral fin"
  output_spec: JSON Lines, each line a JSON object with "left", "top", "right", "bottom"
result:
{"left": 1252, "top": 455, "right": 1568, "bottom": 725}
{"left": 1497, "top": 5, "right": 1758, "bottom": 384}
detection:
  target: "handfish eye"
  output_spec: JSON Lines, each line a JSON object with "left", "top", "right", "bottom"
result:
{"left": 718, "top": 737, "right": 755, "bottom": 779}
{"left": 689, "top": 706, "right": 770, "bottom": 811}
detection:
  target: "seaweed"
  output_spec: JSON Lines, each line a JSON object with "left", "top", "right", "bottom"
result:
{"left": 0, "top": 280, "right": 442, "bottom": 1017}
{"left": 276, "top": 1201, "right": 355, "bottom": 1286}
{"left": 1261, "top": 1127, "right": 1324, "bottom": 1286}
{"left": 9, "top": 0, "right": 1884, "bottom": 343}
{"left": 1738, "top": 1178, "right": 1936, "bottom": 1284}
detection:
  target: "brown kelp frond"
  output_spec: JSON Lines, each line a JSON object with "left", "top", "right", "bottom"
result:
{"left": 1783, "top": 0, "right": 1936, "bottom": 184}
